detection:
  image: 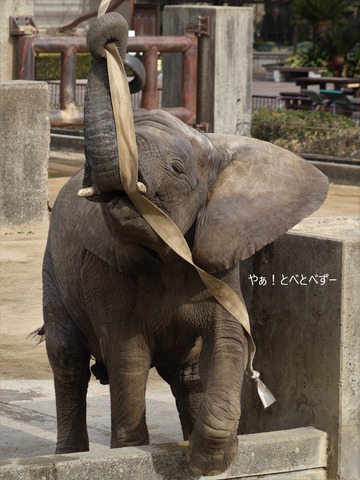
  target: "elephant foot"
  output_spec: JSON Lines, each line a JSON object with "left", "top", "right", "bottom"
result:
{"left": 111, "top": 423, "right": 149, "bottom": 448}
{"left": 188, "top": 432, "right": 238, "bottom": 476}
{"left": 55, "top": 437, "right": 89, "bottom": 454}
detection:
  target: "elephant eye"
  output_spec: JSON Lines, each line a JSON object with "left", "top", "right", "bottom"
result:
{"left": 171, "top": 163, "right": 185, "bottom": 175}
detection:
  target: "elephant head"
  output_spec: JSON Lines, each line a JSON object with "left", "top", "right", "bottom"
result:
{"left": 81, "top": 13, "right": 328, "bottom": 275}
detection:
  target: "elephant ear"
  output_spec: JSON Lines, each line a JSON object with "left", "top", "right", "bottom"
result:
{"left": 192, "top": 135, "right": 329, "bottom": 273}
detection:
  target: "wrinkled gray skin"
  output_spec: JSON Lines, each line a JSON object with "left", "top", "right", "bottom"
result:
{"left": 42, "top": 13, "right": 329, "bottom": 476}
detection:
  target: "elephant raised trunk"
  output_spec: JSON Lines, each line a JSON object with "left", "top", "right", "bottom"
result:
{"left": 82, "top": 13, "right": 145, "bottom": 198}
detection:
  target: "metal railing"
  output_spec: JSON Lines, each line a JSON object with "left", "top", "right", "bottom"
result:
{"left": 252, "top": 95, "right": 280, "bottom": 110}
{"left": 252, "top": 95, "right": 312, "bottom": 110}
{"left": 47, "top": 78, "right": 162, "bottom": 111}
{"left": 17, "top": 34, "right": 198, "bottom": 127}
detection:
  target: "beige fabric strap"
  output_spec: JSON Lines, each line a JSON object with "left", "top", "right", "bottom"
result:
{"left": 97, "top": 0, "right": 275, "bottom": 408}
{"left": 97, "top": 0, "right": 112, "bottom": 18}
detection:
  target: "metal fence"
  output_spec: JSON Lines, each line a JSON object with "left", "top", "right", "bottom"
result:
{"left": 252, "top": 94, "right": 360, "bottom": 125}
{"left": 18, "top": 34, "right": 197, "bottom": 126}
{"left": 252, "top": 94, "right": 312, "bottom": 111}
{"left": 252, "top": 95, "right": 280, "bottom": 110}
{"left": 48, "top": 75, "right": 162, "bottom": 110}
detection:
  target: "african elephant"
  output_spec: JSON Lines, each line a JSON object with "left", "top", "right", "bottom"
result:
{"left": 41, "top": 12, "right": 329, "bottom": 476}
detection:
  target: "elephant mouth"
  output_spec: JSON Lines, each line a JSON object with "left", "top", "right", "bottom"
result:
{"left": 102, "top": 192, "right": 171, "bottom": 257}
{"left": 140, "top": 244, "right": 162, "bottom": 262}
{"left": 85, "top": 189, "right": 125, "bottom": 203}
{"left": 103, "top": 191, "right": 144, "bottom": 224}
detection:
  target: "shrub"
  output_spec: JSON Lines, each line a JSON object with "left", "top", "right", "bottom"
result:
{"left": 35, "top": 52, "right": 137, "bottom": 81}
{"left": 286, "top": 44, "right": 329, "bottom": 68}
{"left": 35, "top": 53, "right": 92, "bottom": 80}
{"left": 345, "top": 49, "right": 360, "bottom": 77}
{"left": 251, "top": 109, "right": 359, "bottom": 158}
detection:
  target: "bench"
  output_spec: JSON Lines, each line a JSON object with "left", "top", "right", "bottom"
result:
{"left": 278, "top": 91, "right": 312, "bottom": 109}
{"left": 264, "top": 65, "right": 328, "bottom": 82}
{"left": 319, "top": 89, "right": 359, "bottom": 116}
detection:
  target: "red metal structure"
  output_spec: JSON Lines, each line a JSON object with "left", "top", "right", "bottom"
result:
{"left": 17, "top": 33, "right": 198, "bottom": 127}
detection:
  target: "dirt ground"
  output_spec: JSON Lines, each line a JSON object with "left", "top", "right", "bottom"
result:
{"left": 0, "top": 151, "right": 359, "bottom": 382}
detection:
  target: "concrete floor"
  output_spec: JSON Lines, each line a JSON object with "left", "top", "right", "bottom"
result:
{"left": 0, "top": 149, "right": 358, "bottom": 461}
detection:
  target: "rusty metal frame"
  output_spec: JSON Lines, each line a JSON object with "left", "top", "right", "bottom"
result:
{"left": 185, "top": 15, "right": 210, "bottom": 37}
{"left": 10, "top": 16, "right": 39, "bottom": 36}
{"left": 17, "top": 34, "right": 198, "bottom": 127}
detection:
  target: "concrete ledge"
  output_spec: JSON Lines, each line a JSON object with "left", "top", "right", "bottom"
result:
{"left": 244, "top": 471, "right": 326, "bottom": 480}
{"left": 0, "top": 427, "right": 326, "bottom": 480}
{"left": 50, "top": 133, "right": 84, "bottom": 152}
{"left": 310, "top": 160, "right": 360, "bottom": 185}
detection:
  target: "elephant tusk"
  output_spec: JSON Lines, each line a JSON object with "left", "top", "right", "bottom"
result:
{"left": 136, "top": 181, "right": 147, "bottom": 195}
{"left": 77, "top": 186, "right": 96, "bottom": 198}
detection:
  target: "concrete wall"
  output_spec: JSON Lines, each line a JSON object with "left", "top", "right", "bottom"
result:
{"left": 309, "top": 160, "right": 360, "bottom": 186}
{"left": 0, "top": 427, "right": 327, "bottom": 479}
{"left": 0, "top": 81, "right": 50, "bottom": 226}
{"left": 240, "top": 216, "right": 360, "bottom": 480}
{"left": 0, "top": 0, "right": 35, "bottom": 81}
{"left": 163, "top": 6, "right": 253, "bottom": 136}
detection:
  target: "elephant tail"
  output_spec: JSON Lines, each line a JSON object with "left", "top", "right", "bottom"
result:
{"left": 29, "top": 326, "right": 45, "bottom": 344}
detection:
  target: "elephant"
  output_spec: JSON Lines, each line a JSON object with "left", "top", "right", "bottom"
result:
{"left": 41, "top": 12, "right": 329, "bottom": 477}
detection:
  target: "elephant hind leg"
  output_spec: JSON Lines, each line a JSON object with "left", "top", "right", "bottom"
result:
{"left": 156, "top": 358, "right": 203, "bottom": 441}
{"left": 46, "top": 323, "right": 91, "bottom": 453}
{"left": 45, "top": 316, "right": 91, "bottom": 453}
{"left": 53, "top": 365, "right": 90, "bottom": 454}
{"left": 43, "top": 264, "right": 90, "bottom": 453}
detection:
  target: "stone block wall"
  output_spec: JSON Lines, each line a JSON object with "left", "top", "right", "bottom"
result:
{"left": 240, "top": 216, "right": 359, "bottom": 480}
{"left": 163, "top": 6, "right": 253, "bottom": 136}
{"left": 0, "top": 0, "right": 34, "bottom": 81}
{"left": 0, "top": 81, "right": 49, "bottom": 226}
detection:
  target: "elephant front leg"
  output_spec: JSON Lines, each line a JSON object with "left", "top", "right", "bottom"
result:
{"left": 188, "top": 316, "right": 247, "bottom": 476}
{"left": 107, "top": 340, "right": 151, "bottom": 447}
{"left": 156, "top": 355, "right": 203, "bottom": 441}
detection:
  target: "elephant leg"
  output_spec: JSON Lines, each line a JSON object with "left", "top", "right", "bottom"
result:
{"left": 156, "top": 358, "right": 203, "bottom": 441}
{"left": 53, "top": 365, "right": 90, "bottom": 454}
{"left": 188, "top": 316, "right": 248, "bottom": 476}
{"left": 107, "top": 338, "right": 151, "bottom": 448}
{"left": 43, "top": 263, "right": 90, "bottom": 453}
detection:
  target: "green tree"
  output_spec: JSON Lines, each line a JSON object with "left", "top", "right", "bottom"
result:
{"left": 329, "top": 24, "right": 360, "bottom": 75}
{"left": 292, "top": 0, "right": 360, "bottom": 75}
{"left": 293, "top": 0, "right": 347, "bottom": 44}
